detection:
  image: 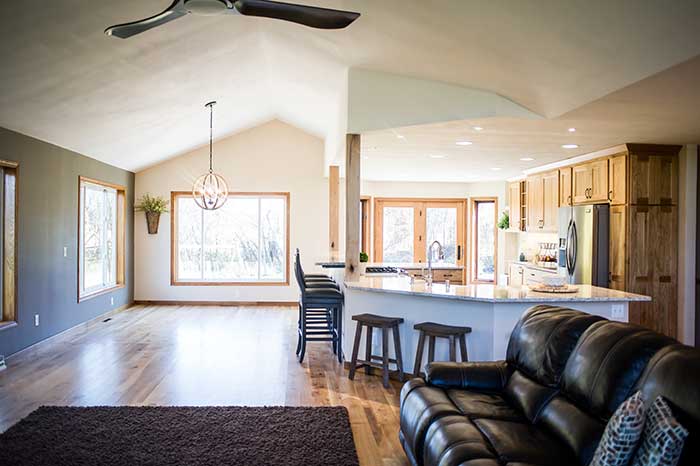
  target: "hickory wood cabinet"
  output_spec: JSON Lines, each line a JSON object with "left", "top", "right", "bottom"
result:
{"left": 559, "top": 167, "right": 572, "bottom": 207}
{"left": 525, "top": 170, "right": 558, "bottom": 232}
{"left": 572, "top": 158, "right": 609, "bottom": 204}
{"left": 508, "top": 181, "right": 521, "bottom": 231}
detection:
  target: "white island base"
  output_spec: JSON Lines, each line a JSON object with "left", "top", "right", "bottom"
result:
{"left": 343, "top": 277, "right": 650, "bottom": 373}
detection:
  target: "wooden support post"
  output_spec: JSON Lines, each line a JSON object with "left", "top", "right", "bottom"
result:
{"left": 329, "top": 165, "right": 340, "bottom": 256}
{"left": 345, "top": 134, "right": 361, "bottom": 281}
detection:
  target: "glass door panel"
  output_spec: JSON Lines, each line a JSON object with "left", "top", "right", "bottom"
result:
{"left": 381, "top": 207, "right": 414, "bottom": 262}
{"left": 474, "top": 201, "right": 496, "bottom": 282}
{"left": 426, "top": 207, "right": 458, "bottom": 264}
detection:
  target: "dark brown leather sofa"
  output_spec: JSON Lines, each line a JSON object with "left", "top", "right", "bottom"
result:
{"left": 399, "top": 305, "right": 700, "bottom": 466}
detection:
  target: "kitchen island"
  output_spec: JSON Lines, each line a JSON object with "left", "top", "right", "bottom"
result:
{"left": 343, "top": 276, "right": 650, "bottom": 371}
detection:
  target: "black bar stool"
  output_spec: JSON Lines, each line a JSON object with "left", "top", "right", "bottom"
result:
{"left": 413, "top": 322, "right": 471, "bottom": 378}
{"left": 348, "top": 313, "right": 404, "bottom": 388}
{"left": 294, "top": 251, "right": 343, "bottom": 364}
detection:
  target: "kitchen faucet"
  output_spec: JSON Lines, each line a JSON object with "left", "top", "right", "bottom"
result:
{"left": 425, "top": 240, "right": 445, "bottom": 286}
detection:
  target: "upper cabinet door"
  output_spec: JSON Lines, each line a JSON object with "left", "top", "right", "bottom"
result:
{"left": 572, "top": 164, "right": 592, "bottom": 204}
{"left": 542, "top": 171, "right": 559, "bottom": 232}
{"left": 608, "top": 154, "right": 627, "bottom": 205}
{"left": 559, "top": 167, "right": 572, "bottom": 207}
{"left": 588, "top": 159, "right": 609, "bottom": 203}
{"left": 526, "top": 174, "right": 543, "bottom": 231}
{"left": 508, "top": 182, "right": 521, "bottom": 230}
{"left": 629, "top": 153, "right": 678, "bottom": 205}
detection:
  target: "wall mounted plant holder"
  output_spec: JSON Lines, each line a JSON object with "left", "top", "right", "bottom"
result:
{"left": 146, "top": 212, "right": 160, "bottom": 235}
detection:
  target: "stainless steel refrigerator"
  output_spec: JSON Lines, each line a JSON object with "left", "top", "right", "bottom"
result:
{"left": 558, "top": 204, "right": 609, "bottom": 286}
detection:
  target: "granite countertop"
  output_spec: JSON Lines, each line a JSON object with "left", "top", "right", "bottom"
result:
{"left": 344, "top": 276, "right": 651, "bottom": 303}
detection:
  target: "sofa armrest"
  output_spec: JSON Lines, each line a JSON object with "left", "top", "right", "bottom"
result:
{"left": 425, "top": 361, "right": 511, "bottom": 391}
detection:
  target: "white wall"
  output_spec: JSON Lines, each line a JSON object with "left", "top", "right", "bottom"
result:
{"left": 678, "top": 144, "right": 697, "bottom": 345}
{"left": 134, "top": 120, "right": 327, "bottom": 303}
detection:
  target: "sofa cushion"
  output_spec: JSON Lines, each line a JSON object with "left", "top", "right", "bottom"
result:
{"left": 447, "top": 389, "right": 524, "bottom": 422}
{"left": 537, "top": 395, "right": 605, "bottom": 466}
{"left": 423, "top": 415, "right": 498, "bottom": 466}
{"left": 506, "top": 306, "right": 605, "bottom": 387}
{"left": 473, "top": 418, "right": 578, "bottom": 466}
{"left": 504, "top": 370, "right": 558, "bottom": 422}
{"left": 562, "top": 321, "right": 674, "bottom": 420}
{"left": 634, "top": 345, "right": 700, "bottom": 466}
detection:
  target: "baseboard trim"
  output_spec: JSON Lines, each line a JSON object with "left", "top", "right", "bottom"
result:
{"left": 7, "top": 302, "right": 135, "bottom": 360}
{"left": 133, "top": 300, "right": 298, "bottom": 307}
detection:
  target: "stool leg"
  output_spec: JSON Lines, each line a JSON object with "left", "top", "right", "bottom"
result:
{"left": 428, "top": 336, "right": 436, "bottom": 364}
{"left": 336, "top": 305, "right": 343, "bottom": 364}
{"left": 459, "top": 334, "right": 469, "bottom": 362}
{"left": 392, "top": 325, "right": 404, "bottom": 383}
{"left": 413, "top": 331, "right": 426, "bottom": 378}
{"left": 365, "top": 326, "right": 374, "bottom": 376}
{"left": 295, "top": 304, "right": 302, "bottom": 356}
{"left": 382, "top": 327, "right": 390, "bottom": 388}
{"left": 348, "top": 323, "right": 363, "bottom": 381}
{"left": 298, "top": 304, "right": 307, "bottom": 364}
{"left": 330, "top": 307, "right": 337, "bottom": 355}
{"left": 449, "top": 335, "right": 457, "bottom": 362}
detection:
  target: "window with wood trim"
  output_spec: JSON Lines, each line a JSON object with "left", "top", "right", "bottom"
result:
{"left": 0, "top": 161, "right": 18, "bottom": 330}
{"left": 470, "top": 198, "right": 498, "bottom": 283}
{"left": 78, "top": 177, "right": 126, "bottom": 302}
{"left": 171, "top": 192, "right": 290, "bottom": 286}
{"left": 373, "top": 198, "right": 466, "bottom": 268}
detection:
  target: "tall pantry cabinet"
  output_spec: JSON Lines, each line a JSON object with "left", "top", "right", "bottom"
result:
{"left": 608, "top": 144, "right": 681, "bottom": 338}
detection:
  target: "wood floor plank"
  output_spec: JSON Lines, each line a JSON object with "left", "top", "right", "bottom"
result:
{"left": 0, "top": 305, "right": 410, "bottom": 466}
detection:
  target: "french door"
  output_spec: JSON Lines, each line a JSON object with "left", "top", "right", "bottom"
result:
{"left": 373, "top": 198, "right": 466, "bottom": 268}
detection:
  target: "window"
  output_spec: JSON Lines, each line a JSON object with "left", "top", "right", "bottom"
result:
{"left": 0, "top": 160, "right": 17, "bottom": 331}
{"left": 373, "top": 198, "right": 466, "bottom": 267}
{"left": 78, "top": 177, "right": 126, "bottom": 301}
{"left": 470, "top": 198, "right": 497, "bottom": 283}
{"left": 171, "top": 192, "right": 289, "bottom": 285}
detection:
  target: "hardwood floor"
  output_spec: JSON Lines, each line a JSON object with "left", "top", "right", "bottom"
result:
{"left": 0, "top": 305, "right": 409, "bottom": 466}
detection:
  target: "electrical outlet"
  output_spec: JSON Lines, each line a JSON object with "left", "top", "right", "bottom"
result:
{"left": 34, "top": 314, "right": 40, "bottom": 326}
{"left": 611, "top": 304, "right": 625, "bottom": 321}
{"left": 0, "top": 355, "right": 6, "bottom": 372}
{"left": 63, "top": 246, "right": 68, "bottom": 258}
{"left": 110, "top": 297, "right": 114, "bottom": 306}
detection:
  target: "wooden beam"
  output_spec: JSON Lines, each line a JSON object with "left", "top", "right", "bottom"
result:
{"left": 329, "top": 165, "right": 340, "bottom": 255}
{"left": 345, "top": 134, "right": 361, "bottom": 281}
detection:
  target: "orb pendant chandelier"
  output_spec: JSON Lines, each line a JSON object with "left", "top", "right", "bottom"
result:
{"left": 193, "top": 101, "right": 228, "bottom": 210}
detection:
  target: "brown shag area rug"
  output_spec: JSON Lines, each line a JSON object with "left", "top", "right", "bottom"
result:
{"left": 0, "top": 406, "right": 360, "bottom": 466}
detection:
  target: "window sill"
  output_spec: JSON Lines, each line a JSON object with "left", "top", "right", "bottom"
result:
{"left": 171, "top": 280, "right": 290, "bottom": 287}
{"left": 0, "top": 321, "right": 17, "bottom": 332}
{"left": 78, "top": 284, "right": 125, "bottom": 303}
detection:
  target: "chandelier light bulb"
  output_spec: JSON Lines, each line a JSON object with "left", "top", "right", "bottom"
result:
{"left": 192, "top": 101, "right": 228, "bottom": 210}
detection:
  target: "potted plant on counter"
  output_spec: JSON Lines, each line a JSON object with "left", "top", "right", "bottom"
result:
{"left": 497, "top": 209, "right": 510, "bottom": 230}
{"left": 359, "top": 252, "right": 369, "bottom": 275}
{"left": 135, "top": 194, "right": 169, "bottom": 234}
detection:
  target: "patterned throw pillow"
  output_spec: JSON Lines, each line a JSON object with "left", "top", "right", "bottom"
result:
{"left": 590, "top": 391, "right": 646, "bottom": 466}
{"left": 631, "top": 396, "right": 688, "bottom": 466}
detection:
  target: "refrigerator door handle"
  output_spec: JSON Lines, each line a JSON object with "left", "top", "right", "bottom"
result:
{"left": 566, "top": 219, "right": 577, "bottom": 276}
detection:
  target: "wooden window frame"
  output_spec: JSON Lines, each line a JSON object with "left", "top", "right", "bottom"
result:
{"left": 170, "top": 191, "right": 291, "bottom": 287}
{"left": 469, "top": 197, "right": 499, "bottom": 284}
{"left": 360, "top": 196, "right": 371, "bottom": 257}
{"left": 77, "top": 176, "right": 127, "bottom": 303}
{"left": 0, "top": 160, "right": 18, "bottom": 331}
{"left": 373, "top": 197, "right": 467, "bottom": 276}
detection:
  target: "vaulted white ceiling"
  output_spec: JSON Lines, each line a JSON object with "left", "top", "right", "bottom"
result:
{"left": 1, "top": 0, "right": 699, "bottom": 175}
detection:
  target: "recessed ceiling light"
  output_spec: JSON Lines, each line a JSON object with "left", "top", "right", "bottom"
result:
{"left": 568, "top": 127, "right": 576, "bottom": 133}
{"left": 562, "top": 144, "right": 579, "bottom": 149}
{"left": 362, "top": 156, "right": 369, "bottom": 160}
{"left": 520, "top": 157, "right": 535, "bottom": 161}
{"left": 473, "top": 126, "right": 483, "bottom": 131}
{"left": 490, "top": 167, "right": 502, "bottom": 171}
{"left": 397, "top": 134, "right": 405, "bottom": 139}
{"left": 456, "top": 141, "right": 473, "bottom": 146}
{"left": 428, "top": 154, "right": 446, "bottom": 159}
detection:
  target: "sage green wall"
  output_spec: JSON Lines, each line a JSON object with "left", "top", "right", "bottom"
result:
{"left": 0, "top": 127, "right": 134, "bottom": 356}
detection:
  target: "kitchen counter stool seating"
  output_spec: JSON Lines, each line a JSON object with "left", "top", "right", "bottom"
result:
{"left": 294, "top": 254, "right": 343, "bottom": 364}
{"left": 348, "top": 313, "right": 405, "bottom": 388}
{"left": 412, "top": 322, "right": 472, "bottom": 378}
{"left": 295, "top": 249, "right": 337, "bottom": 287}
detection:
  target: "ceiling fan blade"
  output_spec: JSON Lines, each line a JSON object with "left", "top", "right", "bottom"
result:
{"left": 233, "top": 0, "right": 360, "bottom": 29}
{"left": 105, "top": 0, "right": 187, "bottom": 39}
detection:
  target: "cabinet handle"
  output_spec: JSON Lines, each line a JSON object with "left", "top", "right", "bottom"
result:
{"left": 608, "top": 190, "right": 613, "bottom": 202}
{"left": 567, "top": 195, "right": 572, "bottom": 205}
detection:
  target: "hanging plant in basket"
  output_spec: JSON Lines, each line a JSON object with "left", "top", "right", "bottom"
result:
{"left": 135, "top": 194, "right": 169, "bottom": 234}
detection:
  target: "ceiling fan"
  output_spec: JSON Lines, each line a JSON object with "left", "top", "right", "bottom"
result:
{"left": 105, "top": 0, "right": 361, "bottom": 39}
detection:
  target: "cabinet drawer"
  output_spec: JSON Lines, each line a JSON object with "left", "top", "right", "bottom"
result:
{"left": 433, "top": 269, "right": 463, "bottom": 283}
